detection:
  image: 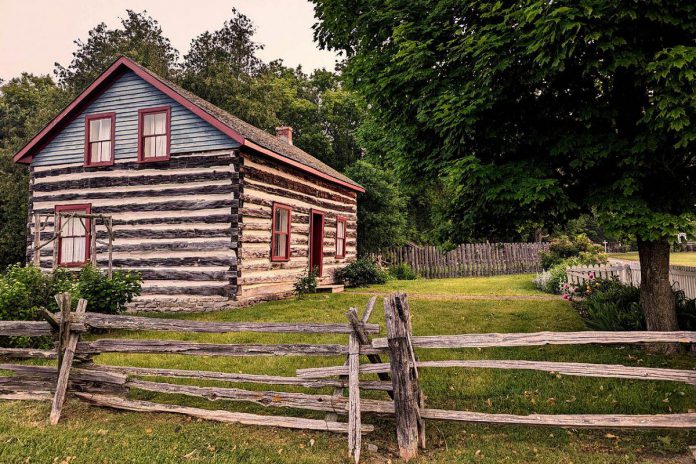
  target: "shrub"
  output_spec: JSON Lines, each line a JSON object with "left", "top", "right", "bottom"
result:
{"left": 573, "top": 278, "right": 644, "bottom": 331}
{"left": 334, "top": 258, "right": 388, "bottom": 287}
{"left": 673, "top": 290, "right": 696, "bottom": 331}
{"left": 389, "top": 263, "right": 417, "bottom": 280}
{"left": 540, "top": 234, "right": 606, "bottom": 270}
{"left": 293, "top": 267, "right": 318, "bottom": 297}
{"left": 77, "top": 265, "right": 141, "bottom": 315}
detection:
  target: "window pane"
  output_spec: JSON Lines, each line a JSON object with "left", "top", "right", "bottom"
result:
{"left": 274, "top": 208, "right": 289, "bottom": 232}
{"left": 154, "top": 112, "right": 166, "bottom": 134}
{"left": 274, "top": 234, "right": 287, "bottom": 258}
{"left": 72, "top": 237, "right": 86, "bottom": 262}
{"left": 143, "top": 114, "right": 156, "bottom": 135}
{"left": 144, "top": 136, "right": 155, "bottom": 157}
{"left": 337, "top": 238, "right": 344, "bottom": 254}
{"left": 99, "top": 141, "right": 111, "bottom": 161}
{"left": 89, "top": 118, "right": 111, "bottom": 142}
{"left": 61, "top": 236, "right": 72, "bottom": 263}
{"left": 338, "top": 221, "right": 345, "bottom": 238}
{"left": 155, "top": 135, "right": 167, "bottom": 156}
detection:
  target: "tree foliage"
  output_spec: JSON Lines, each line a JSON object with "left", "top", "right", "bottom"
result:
{"left": 344, "top": 160, "right": 408, "bottom": 255}
{"left": 312, "top": 0, "right": 696, "bottom": 244}
{"left": 55, "top": 10, "right": 179, "bottom": 92}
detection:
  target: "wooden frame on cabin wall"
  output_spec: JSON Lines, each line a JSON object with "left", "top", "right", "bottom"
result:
{"left": 271, "top": 202, "right": 292, "bottom": 262}
{"left": 55, "top": 203, "right": 92, "bottom": 267}
{"left": 335, "top": 216, "right": 347, "bottom": 259}
{"left": 137, "top": 105, "right": 171, "bottom": 163}
{"left": 84, "top": 112, "right": 116, "bottom": 167}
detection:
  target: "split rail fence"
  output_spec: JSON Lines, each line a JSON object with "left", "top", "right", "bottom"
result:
{"left": 1, "top": 292, "right": 695, "bottom": 462}
{"left": 567, "top": 261, "right": 696, "bottom": 299}
{"left": 383, "top": 242, "right": 549, "bottom": 279}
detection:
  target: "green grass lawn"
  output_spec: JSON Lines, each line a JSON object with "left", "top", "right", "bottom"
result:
{"left": 609, "top": 251, "right": 696, "bottom": 267}
{"left": 1, "top": 275, "right": 694, "bottom": 463}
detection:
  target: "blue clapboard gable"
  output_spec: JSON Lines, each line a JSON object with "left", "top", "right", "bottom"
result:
{"left": 32, "top": 70, "right": 239, "bottom": 166}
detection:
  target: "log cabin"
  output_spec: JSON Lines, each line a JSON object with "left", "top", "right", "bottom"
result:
{"left": 13, "top": 56, "right": 363, "bottom": 311}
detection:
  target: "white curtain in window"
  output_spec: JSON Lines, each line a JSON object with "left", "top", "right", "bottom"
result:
{"left": 89, "top": 118, "right": 112, "bottom": 163}
{"left": 143, "top": 113, "right": 167, "bottom": 157}
{"left": 59, "top": 216, "right": 87, "bottom": 264}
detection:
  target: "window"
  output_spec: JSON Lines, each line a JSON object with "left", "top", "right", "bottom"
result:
{"left": 271, "top": 203, "right": 292, "bottom": 261}
{"left": 55, "top": 204, "right": 91, "bottom": 267}
{"left": 335, "top": 216, "right": 347, "bottom": 258}
{"left": 138, "top": 106, "right": 171, "bottom": 162}
{"left": 84, "top": 113, "right": 115, "bottom": 166}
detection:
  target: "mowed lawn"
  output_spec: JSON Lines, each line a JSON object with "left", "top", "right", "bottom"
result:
{"left": 609, "top": 251, "right": 696, "bottom": 267}
{"left": 1, "top": 274, "right": 694, "bottom": 463}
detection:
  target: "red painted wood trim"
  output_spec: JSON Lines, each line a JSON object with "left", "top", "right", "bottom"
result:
{"left": 54, "top": 203, "right": 91, "bottom": 267}
{"left": 335, "top": 215, "right": 347, "bottom": 259}
{"left": 242, "top": 141, "right": 365, "bottom": 193}
{"left": 270, "top": 202, "right": 292, "bottom": 262}
{"left": 84, "top": 112, "right": 116, "bottom": 167}
{"left": 137, "top": 106, "right": 172, "bottom": 163}
{"left": 13, "top": 56, "right": 364, "bottom": 194}
{"left": 310, "top": 209, "right": 325, "bottom": 276}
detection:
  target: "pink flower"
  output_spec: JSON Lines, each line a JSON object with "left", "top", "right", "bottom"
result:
{"left": 589, "top": 272, "right": 595, "bottom": 280}
{"left": 562, "top": 294, "right": 569, "bottom": 300}
{"left": 563, "top": 283, "right": 569, "bottom": 289}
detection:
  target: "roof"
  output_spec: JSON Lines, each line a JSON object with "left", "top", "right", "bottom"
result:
{"left": 13, "top": 56, "right": 364, "bottom": 193}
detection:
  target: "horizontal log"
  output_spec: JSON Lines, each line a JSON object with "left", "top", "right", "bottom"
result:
{"left": 75, "top": 393, "right": 374, "bottom": 433}
{"left": 41, "top": 227, "right": 234, "bottom": 242}
{"left": 79, "top": 313, "right": 380, "bottom": 334}
{"left": 0, "top": 347, "right": 57, "bottom": 359}
{"left": 126, "top": 379, "right": 390, "bottom": 414}
{"left": 0, "top": 321, "right": 53, "bottom": 337}
{"left": 77, "top": 339, "right": 383, "bottom": 357}
{"left": 418, "top": 409, "right": 696, "bottom": 429}
{"left": 132, "top": 269, "right": 232, "bottom": 281}
{"left": 243, "top": 165, "right": 354, "bottom": 204}
{"left": 242, "top": 191, "right": 355, "bottom": 215}
{"left": 141, "top": 285, "right": 231, "bottom": 296}
{"left": 33, "top": 170, "right": 232, "bottom": 192}
{"left": 43, "top": 257, "right": 234, "bottom": 268}
{"left": 89, "top": 365, "right": 392, "bottom": 391}
{"left": 0, "top": 363, "right": 127, "bottom": 385}
{"left": 35, "top": 184, "right": 234, "bottom": 203}
{"left": 34, "top": 199, "right": 235, "bottom": 216}
{"left": 0, "top": 391, "right": 53, "bottom": 401}
{"left": 30, "top": 214, "right": 236, "bottom": 231}
{"left": 297, "top": 360, "right": 696, "bottom": 385}
{"left": 371, "top": 331, "right": 696, "bottom": 349}
{"left": 32, "top": 153, "right": 234, "bottom": 178}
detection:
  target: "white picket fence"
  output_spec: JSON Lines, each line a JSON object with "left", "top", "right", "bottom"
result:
{"left": 566, "top": 261, "right": 696, "bottom": 299}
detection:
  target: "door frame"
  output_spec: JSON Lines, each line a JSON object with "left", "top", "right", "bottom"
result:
{"left": 309, "top": 209, "right": 325, "bottom": 277}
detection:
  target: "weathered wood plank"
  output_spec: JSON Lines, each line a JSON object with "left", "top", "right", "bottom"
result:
{"left": 371, "top": 331, "right": 696, "bottom": 349}
{"left": 348, "top": 331, "right": 362, "bottom": 463}
{"left": 384, "top": 293, "right": 421, "bottom": 461}
{"left": 36, "top": 184, "right": 234, "bottom": 203}
{"left": 78, "top": 313, "right": 379, "bottom": 334}
{"left": 86, "top": 365, "right": 391, "bottom": 391}
{"left": 418, "top": 409, "right": 696, "bottom": 429}
{"left": 0, "top": 347, "right": 57, "bottom": 359}
{"left": 0, "top": 321, "right": 53, "bottom": 337}
{"left": 75, "top": 393, "right": 374, "bottom": 433}
{"left": 77, "top": 339, "right": 383, "bottom": 357}
{"left": 50, "top": 297, "right": 88, "bottom": 425}
{"left": 296, "top": 360, "right": 696, "bottom": 385}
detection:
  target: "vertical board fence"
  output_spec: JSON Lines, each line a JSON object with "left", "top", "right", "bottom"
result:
{"left": 382, "top": 243, "right": 549, "bottom": 279}
{"left": 567, "top": 261, "right": 696, "bottom": 299}
{"left": 1, "top": 293, "right": 695, "bottom": 462}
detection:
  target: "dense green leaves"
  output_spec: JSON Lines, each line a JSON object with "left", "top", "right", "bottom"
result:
{"left": 312, "top": 0, "right": 696, "bottom": 244}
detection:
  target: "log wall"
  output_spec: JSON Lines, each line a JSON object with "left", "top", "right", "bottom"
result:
{"left": 237, "top": 152, "right": 358, "bottom": 303}
{"left": 27, "top": 149, "right": 238, "bottom": 311}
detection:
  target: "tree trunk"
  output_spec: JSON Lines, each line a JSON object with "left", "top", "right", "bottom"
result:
{"left": 637, "top": 238, "right": 680, "bottom": 353}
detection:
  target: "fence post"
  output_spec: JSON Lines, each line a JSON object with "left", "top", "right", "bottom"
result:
{"left": 384, "top": 293, "right": 423, "bottom": 461}
{"left": 347, "top": 328, "right": 361, "bottom": 463}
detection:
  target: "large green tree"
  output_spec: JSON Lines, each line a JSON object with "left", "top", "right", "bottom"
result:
{"left": 313, "top": 0, "right": 696, "bottom": 332}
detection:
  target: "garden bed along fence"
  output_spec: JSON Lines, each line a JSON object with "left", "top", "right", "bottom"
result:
{"left": 1, "top": 292, "right": 695, "bottom": 462}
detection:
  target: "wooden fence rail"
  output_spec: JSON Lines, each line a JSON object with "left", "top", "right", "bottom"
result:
{"left": 382, "top": 242, "right": 549, "bottom": 278}
{"left": 1, "top": 292, "right": 695, "bottom": 463}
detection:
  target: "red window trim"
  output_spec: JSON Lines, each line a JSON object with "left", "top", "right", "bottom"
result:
{"left": 271, "top": 202, "right": 292, "bottom": 262}
{"left": 335, "top": 216, "right": 347, "bottom": 259}
{"left": 137, "top": 105, "right": 171, "bottom": 163}
{"left": 55, "top": 204, "right": 92, "bottom": 267}
{"left": 84, "top": 112, "right": 116, "bottom": 167}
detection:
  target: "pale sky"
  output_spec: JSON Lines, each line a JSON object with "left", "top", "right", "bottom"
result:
{"left": 0, "top": 0, "right": 340, "bottom": 82}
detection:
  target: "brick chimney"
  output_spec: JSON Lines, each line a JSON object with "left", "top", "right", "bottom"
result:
{"left": 275, "top": 126, "right": 293, "bottom": 145}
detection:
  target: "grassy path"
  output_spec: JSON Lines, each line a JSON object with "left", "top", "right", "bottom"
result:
{"left": 0, "top": 274, "right": 694, "bottom": 463}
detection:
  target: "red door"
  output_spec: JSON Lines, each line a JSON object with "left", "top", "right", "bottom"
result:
{"left": 309, "top": 210, "right": 324, "bottom": 276}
